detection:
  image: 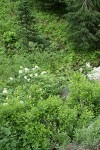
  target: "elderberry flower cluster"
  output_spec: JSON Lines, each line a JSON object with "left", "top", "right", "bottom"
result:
{"left": 18, "top": 65, "right": 47, "bottom": 82}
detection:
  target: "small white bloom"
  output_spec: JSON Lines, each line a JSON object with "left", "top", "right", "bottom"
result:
{"left": 41, "top": 71, "right": 47, "bottom": 75}
{"left": 32, "top": 67, "right": 35, "bottom": 71}
{"left": 3, "top": 102, "right": 8, "bottom": 106}
{"left": 19, "top": 70, "right": 23, "bottom": 74}
{"left": 87, "top": 74, "right": 93, "bottom": 80}
{"left": 27, "top": 78, "right": 30, "bottom": 82}
{"left": 3, "top": 88, "right": 8, "bottom": 95}
{"left": 24, "top": 76, "right": 27, "bottom": 80}
{"left": 86, "top": 62, "right": 91, "bottom": 68}
{"left": 29, "top": 95, "right": 31, "bottom": 98}
{"left": 9, "top": 77, "right": 13, "bottom": 81}
{"left": 30, "top": 74, "right": 33, "bottom": 77}
{"left": 20, "top": 66, "right": 23, "bottom": 69}
{"left": 24, "top": 68, "right": 29, "bottom": 73}
{"left": 34, "top": 73, "right": 38, "bottom": 77}
{"left": 20, "top": 101, "right": 24, "bottom": 104}
{"left": 39, "top": 88, "right": 42, "bottom": 91}
{"left": 79, "top": 68, "right": 83, "bottom": 73}
{"left": 27, "top": 95, "right": 31, "bottom": 98}
{"left": 6, "top": 97, "right": 8, "bottom": 100}
{"left": 35, "top": 65, "right": 39, "bottom": 69}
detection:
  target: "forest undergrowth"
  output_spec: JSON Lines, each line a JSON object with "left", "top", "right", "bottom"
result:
{"left": 0, "top": 0, "right": 100, "bottom": 149}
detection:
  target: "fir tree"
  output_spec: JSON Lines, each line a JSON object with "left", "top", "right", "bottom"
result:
{"left": 66, "top": 0, "right": 100, "bottom": 51}
{"left": 17, "top": 0, "right": 36, "bottom": 49}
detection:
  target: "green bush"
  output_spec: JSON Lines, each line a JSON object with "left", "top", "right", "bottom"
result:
{"left": 0, "top": 1, "right": 100, "bottom": 149}
{"left": 2, "top": 31, "right": 17, "bottom": 54}
{"left": 1, "top": 65, "right": 68, "bottom": 102}
{"left": 74, "top": 116, "right": 100, "bottom": 148}
{"left": 68, "top": 72, "right": 100, "bottom": 115}
{"left": 0, "top": 96, "right": 77, "bottom": 149}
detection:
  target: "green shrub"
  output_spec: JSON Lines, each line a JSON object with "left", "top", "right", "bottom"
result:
{"left": 0, "top": 96, "right": 77, "bottom": 149}
{"left": 2, "top": 31, "right": 17, "bottom": 54}
{"left": 1, "top": 65, "right": 68, "bottom": 103}
{"left": 68, "top": 72, "right": 100, "bottom": 115}
{"left": 74, "top": 116, "right": 100, "bottom": 148}
{"left": 76, "top": 106, "right": 94, "bottom": 128}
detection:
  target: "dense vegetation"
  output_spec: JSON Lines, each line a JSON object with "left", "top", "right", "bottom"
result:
{"left": 0, "top": 0, "right": 100, "bottom": 149}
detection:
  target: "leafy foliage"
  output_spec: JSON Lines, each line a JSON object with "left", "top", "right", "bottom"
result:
{"left": 75, "top": 116, "right": 100, "bottom": 148}
{"left": 68, "top": 72, "right": 100, "bottom": 115}
{"left": 2, "top": 31, "right": 17, "bottom": 54}
{"left": 0, "top": 0, "right": 100, "bottom": 149}
{"left": 0, "top": 96, "right": 77, "bottom": 149}
{"left": 0, "top": 61, "right": 100, "bottom": 149}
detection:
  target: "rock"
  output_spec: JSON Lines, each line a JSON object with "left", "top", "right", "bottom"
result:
{"left": 60, "top": 86, "right": 70, "bottom": 100}
{"left": 66, "top": 143, "right": 76, "bottom": 150}
{"left": 87, "top": 66, "right": 100, "bottom": 80}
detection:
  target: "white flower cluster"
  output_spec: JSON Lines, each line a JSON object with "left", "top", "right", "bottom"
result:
{"left": 18, "top": 65, "right": 47, "bottom": 82}
{"left": 3, "top": 102, "right": 8, "bottom": 106}
{"left": 32, "top": 65, "right": 39, "bottom": 70}
{"left": 86, "top": 62, "right": 91, "bottom": 68}
{"left": 79, "top": 62, "right": 92, "bottom": 73}
{"left": 9, "top": 77, "right": 13, "bottom": 81}
{"left": 19, "top": 66, "right": 30, "bottom": 74}
{"left": 87, "top": 66, "right": 100, "bottom": 80}
{"left": 41, "top": 71, "right": 47, "bottom": 75}
{"left": 3, "top": 88, "right": 8, "bottom": 95}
